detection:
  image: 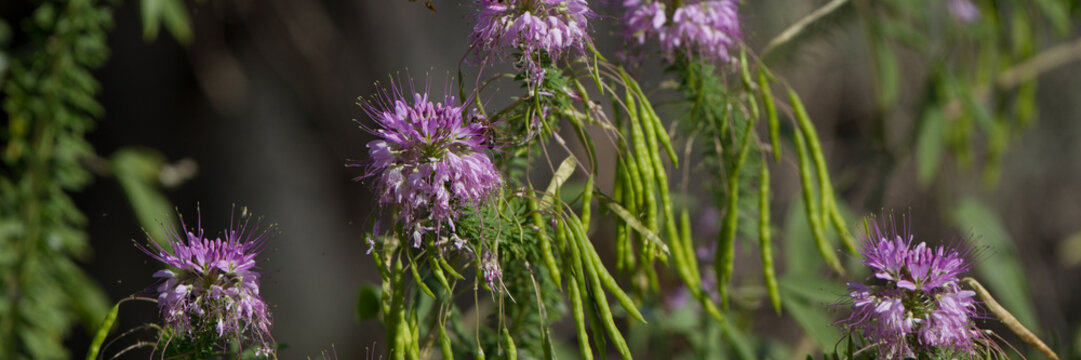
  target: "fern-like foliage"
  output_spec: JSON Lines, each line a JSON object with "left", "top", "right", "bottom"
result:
{"left": 0, "top": 0, "right": 113, "bottom": 358}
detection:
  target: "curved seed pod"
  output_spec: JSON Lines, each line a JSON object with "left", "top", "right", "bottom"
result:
{"left": 794, "top": 131, "right": 844, "bottom": 274}
{"left": 429, "top": 256, "right": 452, "bottom": 295}
{"left": 788, "top": 89, "right": 856, "bottom": 253}
{"left": 437, "top": 253, "right": 465, "bottom": 280}
{"left": 439, "top": 324, "right": 454, "bottom": 360}
{"left": 639, "top": 97, "right": 682, "bottom": 270}
{"left": 409, "top": 257, "right": 436, "bottom": 299}
{"left": 575, "top": 234, "right": 633, "bottom": 359}
{"left": 759, "top": 164, "right": 781, "bottom": 314}
{"left": 528, "top": 198, "right": 561, "bottom": 285}
{"left": 502, "top": 328, "right": 518, "bottom": 360}
{"left": 758, "top": 69, "right": 781, "bottom": 162}
{"left": 581, "top": 175, "right": 594, "bottom": 227}
{"left": 679, "top": 208, "right": 701, "bottom": 285}
{"left": 567, "top": 216, "right": 646, "bottom": 323}
{"left": 716, "top": 121, "right": 754, "bottom": 307}
{"left": 86, "top": 301, "right": 121, "bottom": 360}
{"left": 626, "top": 90, "right": 659, "bottom": 235}
{"left": 568, "top": 274, "right": 593, "bottom": 360}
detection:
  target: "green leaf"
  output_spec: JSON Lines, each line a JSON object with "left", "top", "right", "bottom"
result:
{"left": 878, "top": 18, "right": 929, "bottom": 52}
{"left": 952, "top": 198, "right": 1038, "bottom": 327}
{"left": 140, "top": 0, "right": 193, "bottom": 44}
{"left": 720, "top": 319, "right": 755, "bottom": 360}
{"left": 111, "top": 148, "right": 176, "bottom": 248}
{"left": 915, "top": 106, "right": 945, "bottom": 186}
{"left": 1032, "top": 0, "right": 1069, "bottom": 35}
{"left": 780, "top": 276, "right": 842, "bottom": 351}
{"left": 356, "top": 284, "right": 382, "bottom": 321}
{"left": 873, "top": 40, "right": 900, "bottom": 111}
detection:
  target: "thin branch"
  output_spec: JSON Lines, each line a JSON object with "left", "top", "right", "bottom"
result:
{"left": 948, "top": 36, "right": 1081, "bottom": 119}
{"left": 963, "top": 277, "right": 1059, "bottom": 360}
{"left": 997, "top": 37, "right": 1081, "bottom": 90}
{"left": 761, "top": 0, "right": 851, "bottom": 56}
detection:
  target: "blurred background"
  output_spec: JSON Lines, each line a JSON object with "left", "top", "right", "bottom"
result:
{"left": 2, "top": 0, "right": 1080, "bottom": 358}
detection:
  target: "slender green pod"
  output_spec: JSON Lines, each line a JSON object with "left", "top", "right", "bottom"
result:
{"left": 614, "top": 165, "right": 628, "bottom": 272}
{"left": 667, "top": 206, "right": 694, "bottom": 292}
{"left": 387, "top": 254, "right": 408, "bottom": 360}
{"left": 568, "top": 273, "right": 594, "bottom": 360}
{"left": 739, "top": 50, "right": 760, "bottom": 120}
{"left": 585, "top": 298, "right": 608, "bottom": 360}
{"left": 502, "top": 328, "right": 518, "bottom": 360}
{"left": 529, "top": 198, "right": 562, "bottom": 285}
{"left": 671, "top": 208, "right": 725, "bottom": 323}
{"left": 758, "top": 69, "right": 781, "bottom": 162}
{"left": 440, "top": 323, "right": 454, "bottom": 360}
{"left": 639, "top": 98, "right": 681, "bottom": 265}
{"left": 625, "top": 90, "right": 659, "bottom": 234}
{"left": 86, "top": 301, "right": 121, "bottom": 360}
{"left": 640, "top": 96, "right": 679, "bottom": 167}
{"left": 715, "top": 121, "right": 754, "bottom": 306}
{"left": 574, "top": 233, "right": 634, "bottom": 359}
{"left": 409, "top": 257, "right": 436, "bottom": 299}
{"left": 566, "top": 106, "right": 599, "bottom": 172}
{"left": 758, "top": 163, "right": 782, "bottom": 314}
{"left": 581, "top": 175, "right": 594, "bottom": 227}
{"left": 407, "top": 299, "right": 421, "bottom": 360}
{"left": 560, "top": 217, "right": 589, "bottom": 297}
{"left": 678, "top": 208, "right": 701, "bottom": 284}
{"left": 787, "top": 89, "right": 856, "bottom": 253}
{"left": 619, "top": 67, "right": 678, "bottom": 167}
{"left": 793, "top": 131, "right": 845, "bottom": 274}
{"left": 436, "top": 253, "right": 465, "bottom": 280}
{"left": 739, "top": 48, "right": 755, "bottom": 92}
{"left": 619, "top": 164, "right": 640, "bottom": 270}
{"left": 429, "top": 256, "right": 452, "bottom": 295}
{"left": 567, "top": 216, "right": 646, "bottom": 323}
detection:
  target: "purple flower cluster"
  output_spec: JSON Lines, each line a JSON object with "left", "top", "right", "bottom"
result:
{"left": 622, "top": 0, "right": 741, "bottom": 63}
{"left": 354, "top": 80, "right": 502, "bottom": 247}
{"left": 948, "top": 0, "right": 980, "bottom": 24}
{"left": 141, "top": 211, "right": 274, "bottom": 353}
{"left": 470, "top": 0, "right": 592, "bottom": 85}
{"left": 842, "top": 219, "right": 982, "bottom": 359}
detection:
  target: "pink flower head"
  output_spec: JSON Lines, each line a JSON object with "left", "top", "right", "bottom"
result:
{"left": 140, "top": 209, "right": 275, "bottom": 355}
{"left": 622, "top": 0, "right": 741, "bottom": 63}
{"left": 841, "top": 217, "right": 984, "bottom": 359}
{"left": 470, "top": 0, "right": 593, "bottom": 85}
{"left": 351, "top": 77, "right": 502, "bottom": 246}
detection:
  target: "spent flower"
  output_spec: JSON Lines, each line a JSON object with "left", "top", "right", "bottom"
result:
{"left": 841, "top": 217, "right": 984, "bottom": 359}
{"left": 470, "top": 0, "right": 592, "bottom": 85}
{"left": 140, "top": 210, "right": 274, "bottom": 354}
{"left": 352, "top": 78, "right": 502, "bottom": 246}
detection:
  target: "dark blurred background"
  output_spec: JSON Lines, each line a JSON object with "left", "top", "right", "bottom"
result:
{"left": 51, "top": 0, "right": 1081, "bottom": 358}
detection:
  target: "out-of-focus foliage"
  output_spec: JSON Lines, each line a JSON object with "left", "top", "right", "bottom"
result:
{"left": 953, "top": 198, "right": 1037, "bottom": 327}
{"left": 138, "top": 0, "right": 192, "bottom": 44}
{"left": 864, "top": 0, "right": 1070, "bottom": 188}
{"left": 0, "top": 0, "right": 114, "bottom": 358}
